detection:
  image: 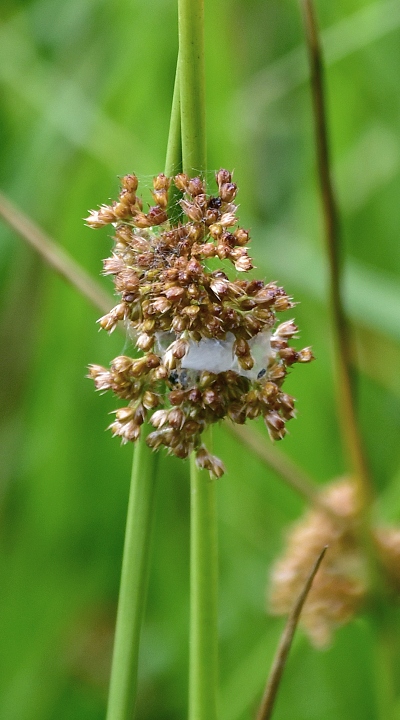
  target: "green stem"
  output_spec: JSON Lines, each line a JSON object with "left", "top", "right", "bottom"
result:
{"left": 189, "top": 454, "right": 218, "bottom": 720}
{"left": 105, "top": 51, "right": 183, "bottom": 716}
{"left": 106, "top": 433, "right": 157, "bottom": 720}
{"left": 178, "top": 0, "right": 206, "bottom": 176}
{"left": 178, "top": 4, "right": 218, "bottom": 718}
{"left": 165, "top": 60, "right": 182, "bottom": 178}
{"left": 165, "top": 57, "right": 183, "bottom": 224}
{"left": 371, "top": 605, "right": 398, "bottom": 720}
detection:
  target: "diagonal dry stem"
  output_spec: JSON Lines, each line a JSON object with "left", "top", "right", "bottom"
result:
{"left": 227, "top": 424, "right": 341, "bottom": 523}
{"left": 256, "top": 546, "right": 327, "bottom": 720}
{"left": 0, "top": 190, "right": 112, "bottom": 315}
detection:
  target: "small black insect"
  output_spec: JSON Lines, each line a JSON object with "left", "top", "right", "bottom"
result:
{"left": 168, "top": 369, "right": 190, "bottom": 390}
{"left": 257, "top": 368, "right": 266, "bottom": 380}
{"left": 168, "top": 370, "right": 179, "bottom": 386}
{"left": 208, "top": 196, "right": 222, "bottom": 210}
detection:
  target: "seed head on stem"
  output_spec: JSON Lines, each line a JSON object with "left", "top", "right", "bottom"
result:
{"left": 87, "top": 171, "right": 313, "bottom": 476}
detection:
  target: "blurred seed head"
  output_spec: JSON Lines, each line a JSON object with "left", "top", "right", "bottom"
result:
{"left": 269, "top": 479, "right": 400, "bottom": 647}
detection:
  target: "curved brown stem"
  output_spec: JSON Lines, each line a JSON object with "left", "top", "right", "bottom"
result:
{"left": 299, "top": 0, "right": 372, "bottom": 510}
{"left": 257, "top": 546, "right": 327, "bottom": 720}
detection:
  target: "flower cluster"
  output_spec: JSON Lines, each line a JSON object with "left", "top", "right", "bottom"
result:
{"left": 87, "top": 171, "right": 313, "bottom": 476}
{"left": 269, "top": 479, "right": 400, "bottom": 647}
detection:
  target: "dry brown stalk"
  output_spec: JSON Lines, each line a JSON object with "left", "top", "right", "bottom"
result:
{"left": 257, "top": 546, "right": 327, "bottom": 720}
{"left": 300, "top": 0, "right": 372, "bottom": 509}
{"left": 227, "top": 423, "right": 341, "bottom": 523}
{"left": 0, "top": 190, "right": 112, "bottom": 315}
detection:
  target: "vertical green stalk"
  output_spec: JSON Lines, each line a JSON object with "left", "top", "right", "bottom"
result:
{"left": 165, "top": 61, "right": 182, "bottom": 178}
{"left": 178, "top": 0, "right": 206, "bottom": 176}
{"left": 106, "top": 48, "right": 186, "bottom": 720}
{"left": 178, "top": 3, "right": 218, "bottom": 718}
{"left": 189, "top": 454, "right": 218, "bottom": 720}
{"left": 106, "top": 434, "right": 156, "bottom": 720}
{"left": 371, "top": 605, "right": 398, "bottom": 720}
{"left": 165, "top": 60, "right": 183, "bottom": 223}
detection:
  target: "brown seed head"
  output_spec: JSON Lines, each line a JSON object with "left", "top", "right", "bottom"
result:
{"left": 88, "top": 171, "right": 313, "bottom": 475}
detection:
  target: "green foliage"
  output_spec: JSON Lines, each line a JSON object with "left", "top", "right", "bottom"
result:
{"left": 1, "top": 0, "right": 400, "bottom": 718}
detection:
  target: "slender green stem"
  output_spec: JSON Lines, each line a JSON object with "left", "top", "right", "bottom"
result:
{"left": 165, "top": 57, "right": 183, "bottom": 224}
{"left": 178, "top": 0, "right": 206, "bottom": 176}
{"left": 165, "top": 60, "right": 182, "bottom": 178}
{"left": 189, "top": 454, "right": 218, "bottom": 720}
{"left": 105, "top": 43, "right": 186, "bottom": 720}
{"left": 106, "top": 433, "right": 157, "bottom": 720}
{"left": 178, "top": 4, "right": 218, "bottom": 718}
{"left": 370, "top": 603, "right": 398, "bottom": 720}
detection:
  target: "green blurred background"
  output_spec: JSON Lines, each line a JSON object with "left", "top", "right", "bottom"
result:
{"left": 1, "top": 0, "right": 400, "bottom": 718}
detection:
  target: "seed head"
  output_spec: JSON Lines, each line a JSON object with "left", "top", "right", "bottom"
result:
{"left": 87, "top": 171, "right": 313, "bottom": 476}
{"left": 269, "top": 479, "right": 400, "bottom": 647}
